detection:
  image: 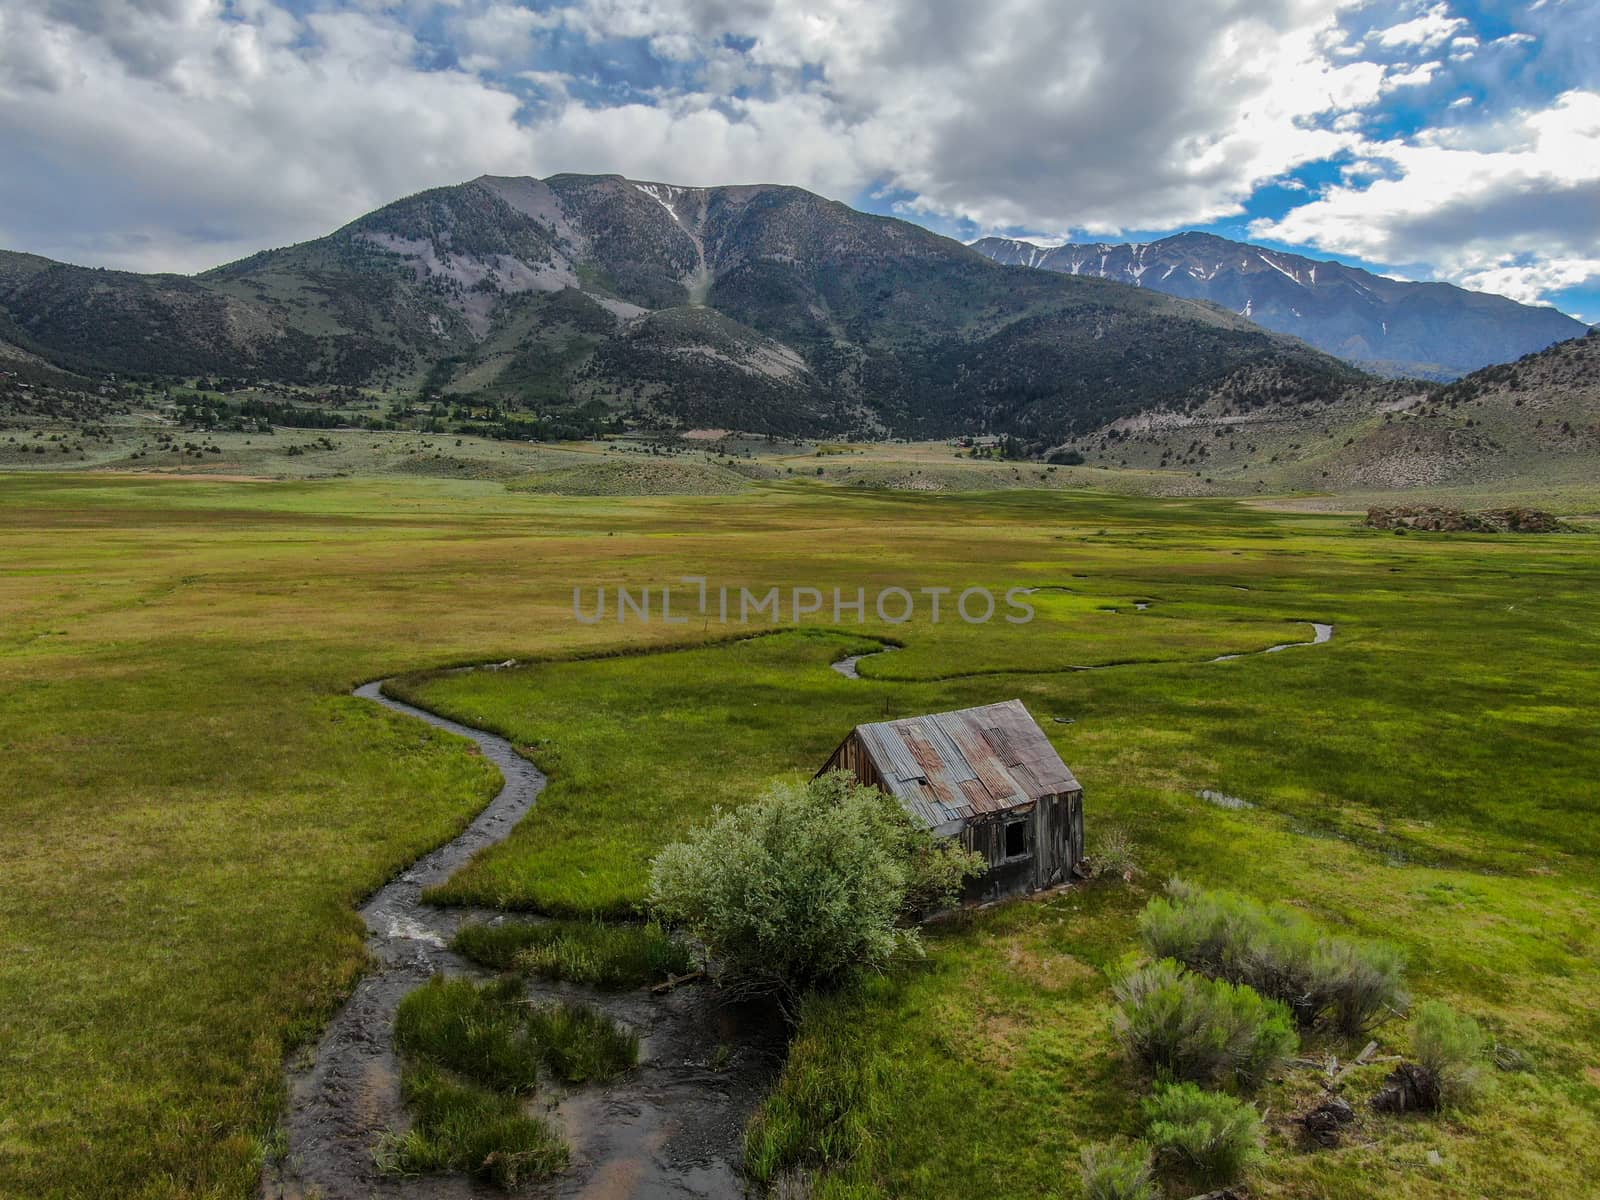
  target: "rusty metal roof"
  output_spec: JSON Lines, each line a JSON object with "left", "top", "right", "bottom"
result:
{"left": 852, "top": 699, "right": 1080, "bottom": 829}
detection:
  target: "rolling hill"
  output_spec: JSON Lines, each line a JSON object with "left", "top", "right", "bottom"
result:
{"left": 972, "top": 232, "right": 1588, "bottom": 381}
{"left": 1055, "top": 329, "right": 1599, "bottom": 494}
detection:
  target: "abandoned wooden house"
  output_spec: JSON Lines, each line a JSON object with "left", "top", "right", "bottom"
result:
{"left": 817, "top": 699, "right": 1084, "bottom": 902}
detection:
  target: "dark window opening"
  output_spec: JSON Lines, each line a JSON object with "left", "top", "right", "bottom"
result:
{"left": 1004, "top": 819, "right": 1028, "bottom": 859}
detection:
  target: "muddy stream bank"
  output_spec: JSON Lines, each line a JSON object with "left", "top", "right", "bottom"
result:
{"left": 262, "top": 682, "right": 784, "bottom": 1200}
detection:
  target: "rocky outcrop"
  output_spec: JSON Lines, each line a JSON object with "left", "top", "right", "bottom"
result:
{"left": 1364, "top": 506, "right": 1567, "bottom": 533}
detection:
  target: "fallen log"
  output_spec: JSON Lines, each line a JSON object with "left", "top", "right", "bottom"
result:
{"left": 651, "top": 969, "right": 706, "bottom": 994}
{"left": 1332, "top": 1040, "right": 1382, "bottom": 1083}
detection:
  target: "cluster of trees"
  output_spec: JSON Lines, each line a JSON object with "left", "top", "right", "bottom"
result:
{"left": 478, "top": 411, "right": 626, "bottom": 442}
{"left": 168, "top": 383, "right": 630, "bottom": 442}
{"left": 179, "top": 395, "right": 351, "bottom": 431}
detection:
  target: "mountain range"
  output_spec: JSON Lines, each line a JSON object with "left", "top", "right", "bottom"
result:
{"left": 971, "top": 232, "right": 1588, "bottom": 381}
{"left": 0, "top": 175, "right": 1360, "bottom": 442}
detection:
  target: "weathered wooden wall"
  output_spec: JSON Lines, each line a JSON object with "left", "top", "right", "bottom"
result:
{"left": 959, "top": 790, "right": 1084, "bottom": 902}
{"left": 822, "top": 732, "right": 886, "bottom": 792}
{"left": 824, "top": 732, "right": 1085, "bottom": 905}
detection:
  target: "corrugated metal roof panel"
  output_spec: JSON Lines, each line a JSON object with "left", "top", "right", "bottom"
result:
{"left": 904, "top": 794, "right": 948, "bottom": 827}
{"left": 1008, "top": 762, "right": 1048, "bottom": 797}
{"left": 858, "top": 722, "right": 925, "bottom": 784}
{"left": 843, "top": 699, "right": 1080, "bottom": 830}
{"left": 938, "top": 713, "right": 1024, "bottom": 809}
{"left": 981, "top": 724, "right": 1026, "bottom": 768}
{"left": 923, "top": 766, "right": 965, "bottom": 816}
{"left": 901, "top": 724, "right": 946, "bottom": 778}
{"left": 958, "top": 777, "right": 994, "bottom": 813}
{"left": 919, "top": 718, "right": 978, "bottom": 782}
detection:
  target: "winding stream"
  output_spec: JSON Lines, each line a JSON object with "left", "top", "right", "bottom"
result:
{"left": 836, "top": 621, "right": 1337, "bottom": 679}
{"left": 266, "top": 615, "right": 1335, "bottom": 1198}
{"left": 262, "top": 684, "right": 782, "bottom": 1200}
{"left": 1211, "top": 622, "right": 1334, "bottom": 662}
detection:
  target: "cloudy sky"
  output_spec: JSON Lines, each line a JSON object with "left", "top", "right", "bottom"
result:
{"left": 1, "top": 0, "right": 1595, "bottom": 318}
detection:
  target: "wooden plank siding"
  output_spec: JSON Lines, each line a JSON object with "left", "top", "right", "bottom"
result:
{"left": 957, "top": 791, "right": 1083, "bottom": 901}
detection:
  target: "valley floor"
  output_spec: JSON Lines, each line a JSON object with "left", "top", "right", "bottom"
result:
{"left": 0, "top": 472, "right": 1596, "bottom": 1198}
{"left": 8, "top": 413, "right": 1600, "bottom": 514}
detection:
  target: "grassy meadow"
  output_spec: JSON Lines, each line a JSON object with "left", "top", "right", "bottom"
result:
{"left": 1, "top": 469, "right": 1597, "bottom": 1198}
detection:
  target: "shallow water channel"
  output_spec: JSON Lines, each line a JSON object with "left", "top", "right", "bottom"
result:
{"left": 261, "top": 682, "right": 783, "bottom": 1200}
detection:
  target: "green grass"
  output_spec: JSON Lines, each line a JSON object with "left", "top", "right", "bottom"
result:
{"left": 1, "top": 470, "right": 1599, "bottom": 1198}
{"left": 390, "top": 630, "right": 887, "bottom": 916}
{"left": 524, "top": 1001, "right": 641, "bottom": 1085}
{"left": 395, "top": 977, "right": 547, "bottom": 1094}
{"left": 395, "top": 503, "right": 1600, "bottom": 1196}
{"left": 395, "top": 976, "right": 638, "bottom": 1091}
{"left": 453, "top": 919, "right": 693, "bottom": 989}
{"left": 17, "top": 400, "right": 1600, "bottom": 510}
{"left": 376, "top": 1065, "right": 568, "bottom": 1189}
{"left": 385, "top": 976, "right": 632, "bottom": 1190}
{"left": 508, "top": 457, "right": 753, "bottom": 495}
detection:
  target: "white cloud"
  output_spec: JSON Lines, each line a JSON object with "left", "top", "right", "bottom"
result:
{"left": 1252, "top": 90, "right": 1600, "bottom": 304}
{"left": 517, "top": 91, "right": 864, "bottom": 193}
{"left": 0, "top": 0, "right": 1395, "bottom": 269}
{"left": 0, "top": 0, "right": 1592, "bottom": 319}
{"left": 1369, "top": 3, "right": 1468, "bottom": 50}
{"left": 0, "top": 1, "right": 533, "bottom": 270}
{"left": 457, "top": 5, "right": 563, "bottom": 73}
{"left": 1383, "top": 61, "right": 1441, "bottom": 89}
{"left": 556, "top": 0, "right": 1389, "bottom": 234}
{"left": 1458, "top": 258, "right": 1600, "bottom": 307}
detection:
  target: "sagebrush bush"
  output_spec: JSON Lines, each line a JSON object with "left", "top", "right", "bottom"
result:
{"left": 1079, "top": 1139, "right": 1157, "bottom": 1200}
{"left": 1112, "top": 957, "right": 1297, "bottom": 1091}
{"left": 1137, "top": 879, "right": 1245, "bottom": 974}
{"left": 1143, "top": 1081, "right": 1265, "bottom": 1188}
{"left": 1139, "top": 879, "right": 1407, "bottom": 1033}
{"left": 1311, "top": 936, "right": 1409, "bottom": 1036}
{"left": 1410, "top": 1001, "right": 1487, "bottom": 1108}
